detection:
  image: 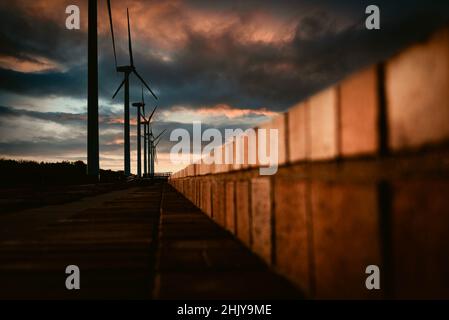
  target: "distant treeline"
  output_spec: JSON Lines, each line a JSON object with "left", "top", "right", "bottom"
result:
{"left": 0, "top": 159, "right": 125, "bottom": 187}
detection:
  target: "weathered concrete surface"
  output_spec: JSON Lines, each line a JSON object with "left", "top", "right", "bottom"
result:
{"left": 154, "top": 184, "right": 302, "bottom": 299}
{"left": 0, "top": 182, "right": 301, "bottom": 299}
{"left": 0, "top": 184, "right": 162, "bottom": 299}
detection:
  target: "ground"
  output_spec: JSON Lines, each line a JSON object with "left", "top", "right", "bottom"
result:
{"left": 0, "top": 181, "right": 301, "bottom": 299}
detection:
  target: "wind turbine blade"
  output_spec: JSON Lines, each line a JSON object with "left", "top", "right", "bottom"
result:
{"left": 112, "top": 78, "right": 125, "bottom": 99}
{"left": 139, "top": 109, "right": 146, "bottom": 121}
{"left": 147, "top": 105, "right": 158, "bottom": 123}
{"left": 107, "top": 0, "right": 118, "bottom": 69}
{"left": 127, "top": 8, "right": 134, "bottom": 67}
{"left": 154, "top": 129, "right": 166, "bottom": 141}
{"left": 133, "top": 70, "right": 158, "bottom": 100}
{"left": 141, "top": 85, "right": 144, "bottom": 104}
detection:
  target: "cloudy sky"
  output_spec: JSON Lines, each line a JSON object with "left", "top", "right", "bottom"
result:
{"left": 0, "top": 0, "right": 448, "bottom": 173}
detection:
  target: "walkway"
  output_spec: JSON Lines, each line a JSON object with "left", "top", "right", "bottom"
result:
{"left": 0, "top": 182, "right": 301, "bottom": 299}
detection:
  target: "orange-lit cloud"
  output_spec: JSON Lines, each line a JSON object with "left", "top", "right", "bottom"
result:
{"left": 160, "top": 104, "right": 278, "bottom": 125}
{"left": 130, "top": 3, "right": 296, "bottom": 49}
{"left": 195, "top": 104, "right": 278, "bottom": 118}
{"left": 0, "top": 55, "right": 62, "bottom": 73}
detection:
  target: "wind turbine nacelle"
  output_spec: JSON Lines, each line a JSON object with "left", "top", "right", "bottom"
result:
{"left": 117, "top": 65, "right": 133, "bottom": 72}
{"left": 132, "top": 102, "right": 143, "bottom": 107}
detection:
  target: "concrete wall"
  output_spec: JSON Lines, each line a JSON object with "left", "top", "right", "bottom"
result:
{"left": 169, "top": 27, "right": 449, "bottom": 299}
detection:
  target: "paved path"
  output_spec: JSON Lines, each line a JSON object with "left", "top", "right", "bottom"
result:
{"left": 0, "top": 182, "right": 301, "bottom": 299}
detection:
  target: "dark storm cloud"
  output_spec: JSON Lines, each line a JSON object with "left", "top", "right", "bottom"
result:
{"left": 0, "top": 67, "right": 87, "bottom": 98}
{"left": 0, "top": 105, "right": 86, "bottom": 122}
{"left": 0, "top": 104, "right": 123, "bottom": 132}
{"left": 2, "top": 0, "right": 449, "bottom": 111}
{"left": 142, "top": 0, "right": 449, "bottom": 109}
{"left": 0, "top": 139, "right": 85, "bottom": 156}
{"left": 0, "top": 1, "right": 85, "bottom": 65}
{"left": 2, "top": 0, "right": 449, "bottom": 167}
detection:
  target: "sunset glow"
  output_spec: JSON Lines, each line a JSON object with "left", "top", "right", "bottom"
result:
{"left": 1, "top": 0, "right": 447, "bottom": 173}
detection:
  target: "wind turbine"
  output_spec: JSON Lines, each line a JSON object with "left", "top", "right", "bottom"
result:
{"left": 132, "top": 87, "right": 157, "bottom": 178}
{"left": 142, "top": 106, "right": 157, "bottom": 177}
{"left": 152, "top": 131, "right": 165, "bottom": 177}
{"left": 145, "top": 106, "right": 157, "bottom": 177}
{"left": 153, "top": 134, "right": 163, "bottom": 164}
{"left": 107, "top": 0, "right": 158, "bottom": 176}
{"left": 149, "top": 129, "right": 166, "bottom": 178}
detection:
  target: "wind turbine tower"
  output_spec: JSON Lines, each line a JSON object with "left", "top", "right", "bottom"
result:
{"left": 131, "top": 101, "right": 143, "bottom": 177}
{"left": 107, "top": 0, "right": 158, "bottom": 176}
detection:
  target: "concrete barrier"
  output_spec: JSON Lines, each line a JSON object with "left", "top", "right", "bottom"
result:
{"left": 169, "top": 26, "right": 449, "bottom": 299}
